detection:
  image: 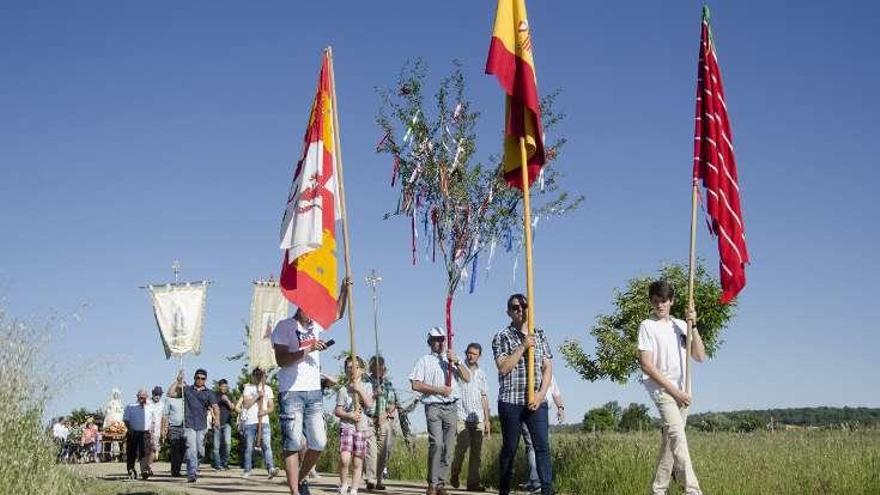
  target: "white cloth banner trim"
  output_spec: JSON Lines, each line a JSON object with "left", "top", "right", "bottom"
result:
{"left": 148, "top": 282, "right": 208, "bottom": 359}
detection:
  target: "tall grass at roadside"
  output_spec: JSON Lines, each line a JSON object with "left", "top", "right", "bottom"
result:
{"left": 321, "top": 426, "right": 879, "bottom": 494}
{"left": 0, "top": 306, "right": 90, "bottom": 494}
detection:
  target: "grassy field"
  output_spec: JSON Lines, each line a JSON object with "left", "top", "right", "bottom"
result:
{"left": 319, "top": 428, "right": 880, "bottom": 494}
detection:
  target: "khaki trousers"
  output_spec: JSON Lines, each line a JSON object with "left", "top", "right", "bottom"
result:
{"left": 364, "top": 419, "right": 394, "bottom": 484}
{"left": 450, "top": 420, "right": 483, "bottom": 488}
{"left": 651, "top": 390, "right": 701, "bottom": 495}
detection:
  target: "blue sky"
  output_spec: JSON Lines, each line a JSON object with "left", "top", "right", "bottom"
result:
{"left": 1, "top": 1, "right": 878, "bottom": 428}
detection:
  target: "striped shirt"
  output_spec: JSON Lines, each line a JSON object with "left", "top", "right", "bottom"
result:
{"left": 492, "top": 325, "right": 553, "bottom": 406}
{"left": 409, "top": 353, "right": 460, "bottom": 405}
{"left": 457, "top": 366, "right": 489, "bottom": 423}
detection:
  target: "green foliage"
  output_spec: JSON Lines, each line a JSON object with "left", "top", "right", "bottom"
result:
{"left": 618, "top": 402, "right": 654, "bottom": 432}
{"left": 582, "top": 401, "right": 621, "bottom": 432}
{"left": 689, "top": 407, "right": 880, "bottom": 432}
{"left": 0, "top": 306, "right": 101, "bottom": 494}
{"left": 376, "top": 59, "right": 582, "bottom": 295}
{"left": 560, "top": 261, "right": 736, "bottom": 383}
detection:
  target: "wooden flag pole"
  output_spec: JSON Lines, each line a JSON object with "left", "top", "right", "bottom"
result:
{"left": 326, "top": 47, "right": 360, "bottom": 409}
{"left": 518, "top": 137, "right": 537, "bottom": 405}
{"left": 685, "top": 178, "right": 699, "bottom": 395}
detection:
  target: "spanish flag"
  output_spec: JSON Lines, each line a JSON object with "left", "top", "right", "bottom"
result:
{"left": 278, "top": 53, "right": 341, "bottom": 329}
{"left": 486, "top": 0, "right": 546, "bottom": 190}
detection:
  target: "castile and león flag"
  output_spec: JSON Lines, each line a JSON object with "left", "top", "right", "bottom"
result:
{"left": 279, "top": 52, "right": 344, "bottom": 331}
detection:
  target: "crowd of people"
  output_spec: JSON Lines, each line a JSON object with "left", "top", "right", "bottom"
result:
{"left": 56, "top": 280, "right": 705, "bottom": 495}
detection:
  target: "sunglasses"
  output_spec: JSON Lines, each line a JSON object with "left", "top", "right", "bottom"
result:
{"left": 508, "top": 304, "right": 527, "bottom": 311}
{"left": 195, "top": 375, "right": 207, "bottom": 380}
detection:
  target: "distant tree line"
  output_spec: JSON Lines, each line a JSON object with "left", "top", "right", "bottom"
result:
{"left": 687, "top": 407, "right": 880, "bottom": 432}
{"left": 549, "top": 404, "right": 880, "bottom": 434}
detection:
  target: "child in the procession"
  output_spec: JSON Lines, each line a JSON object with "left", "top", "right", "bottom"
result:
{"left": 334, "top": 356, "right": 373, "bottom": 495}
{"left": 637, "top": 280, "right": 707, "bottom": 495}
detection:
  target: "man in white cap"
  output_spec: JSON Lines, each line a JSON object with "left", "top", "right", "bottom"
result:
{"left": 409, "top": 326, "right": 471, "bottom": 495}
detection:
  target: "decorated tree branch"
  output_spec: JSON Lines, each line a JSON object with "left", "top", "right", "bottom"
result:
{"left": 376, "top": 60, "right": 582, "bottom": 383}
{"left": 559, "top": 261, "right": 736, "bottom": 384}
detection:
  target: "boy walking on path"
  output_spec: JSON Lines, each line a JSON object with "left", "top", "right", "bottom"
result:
{"left": 637, "top": 280, "right": 706, "bottom": 495}
{"left": 334, "top": 356, "right": 374, "bottom": 495}
{"left": 450, "top": 342, "right": 490, "bottom": 492}
{"left": 410, "top": 326, "right": 471, "bottom": 495}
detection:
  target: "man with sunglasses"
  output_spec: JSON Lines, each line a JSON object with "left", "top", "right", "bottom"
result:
{"left": 492, "top": 294, "right": 554, "bottom": 495}
{"left": 167, "top": 368, "right": 220, "bottom": 483}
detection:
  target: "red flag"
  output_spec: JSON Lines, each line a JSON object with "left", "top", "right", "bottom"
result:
{"left": 278, "top": 53, "right": 341, "bottom": 328}
{"left": 693, "top": 6, "right": 749, "bottom": 303}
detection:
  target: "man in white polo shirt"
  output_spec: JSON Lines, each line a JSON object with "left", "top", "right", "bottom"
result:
{"left": 410, "top": 326, "right": 471, "bottom": 495}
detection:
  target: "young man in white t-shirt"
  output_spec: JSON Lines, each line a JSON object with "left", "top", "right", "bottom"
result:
{"left": 241, "top": 367, "right": 278, "bottom": 479}
{"left": 272, "top": 278, "right": 350, "bottom": 495}
{"left": 637, "top": 280, "right": 706, "bottom": 495}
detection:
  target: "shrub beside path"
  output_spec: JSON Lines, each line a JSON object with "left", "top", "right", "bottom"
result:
{"left": 75, "top": 462, "right": 500, "bottom": 495}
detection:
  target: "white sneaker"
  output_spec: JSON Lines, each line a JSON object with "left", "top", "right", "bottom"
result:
{"left": 242, "top": 471, "right": 251, "bottom": 479}
{"left": 268, "top": 468, "right": 278, "bottom": 479}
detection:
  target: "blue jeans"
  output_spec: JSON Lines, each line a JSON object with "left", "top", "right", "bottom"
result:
{"left": 498, "top": 401, "right": 552, "bottom": 495}
{"left": 279, "top": 390, "right": 326, "bottom": 452}
{"left": 184, "top": 428, "right": 207, "bottom": 479}
{"left": 521, "top": 422, "right": 540, "bottom": 488}
{"left": 243, "top": 423, "right": 275, "bottom": 472}
{"left": 212, "top": 424, "right": 232, "bottom": 468}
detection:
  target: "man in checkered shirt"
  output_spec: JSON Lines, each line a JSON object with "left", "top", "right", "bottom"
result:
{"left": 492, "top": 293, "right": 554, "bottom": 495}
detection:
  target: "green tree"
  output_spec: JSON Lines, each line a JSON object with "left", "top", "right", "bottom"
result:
{"left": 560, "top": 262, "right": 736, "bottom": 383}
{"left": 618, "top": 402, "right": 653, "bottom": 432}
{"left": 582, "top": 401, "right": 621, "bottom": 432}
{"left": 376, "top": 60, "right": 581, "bottom": 351}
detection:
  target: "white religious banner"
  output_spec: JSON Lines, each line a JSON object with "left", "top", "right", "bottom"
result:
{"left": 148, "top": 281, "right": 208, "bottom": 358}
{"left": 248, "top": 280, "right": 289, "bottom": 370}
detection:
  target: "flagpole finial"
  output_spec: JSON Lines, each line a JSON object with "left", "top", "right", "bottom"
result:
{"left": 172, "top": 260, "right": 181, "bottom": 283}
{"left": 702, "top": 4, "right": 711, "bottom": 23}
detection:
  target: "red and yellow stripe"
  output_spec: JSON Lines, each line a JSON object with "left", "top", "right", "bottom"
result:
{"left": 280, "top": 53, "right": 340, "bottom": 329}
{"left": 486, "top": 0, "right": 545, "bottom": 190}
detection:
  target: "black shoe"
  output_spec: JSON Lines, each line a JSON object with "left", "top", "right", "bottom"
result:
{"left": 187, "top": 477, "right": 197, "bottom": 483}
{"left": 467, "top": 485, "right": 487, "bottom": 492}
{"left": 366, "top": 481, "right": 376, "bottom": 491}
{"left": 298, "top": 480, "right": 312, "bottom": 495}
{"left": 375, "top": 483, "right": 387, "bottom": 491}
{"left": 450, "top": 479, "right": 460, "bottom": 489}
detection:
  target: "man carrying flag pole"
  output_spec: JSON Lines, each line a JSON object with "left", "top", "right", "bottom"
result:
{"left": 274, "top": 48, "right": 355, "bottom": 495}
{"left": 634, "top": 6, "right": 747, "bottom": 495}
{"left": 486, "top": 1, "right": 555, "bottom": 495}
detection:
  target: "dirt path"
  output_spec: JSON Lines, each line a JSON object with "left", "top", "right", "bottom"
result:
{"left": 75, "top": 461, "right": 500, "bottom": 495}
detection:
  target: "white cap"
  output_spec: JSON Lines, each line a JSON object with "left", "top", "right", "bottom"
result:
{"left": 427, "top": 326, "right": 446, "bottom": 338}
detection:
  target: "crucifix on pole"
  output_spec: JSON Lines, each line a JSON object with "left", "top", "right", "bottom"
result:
{"left": 364, "top": 269, "right": 384, "bottom": 420}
